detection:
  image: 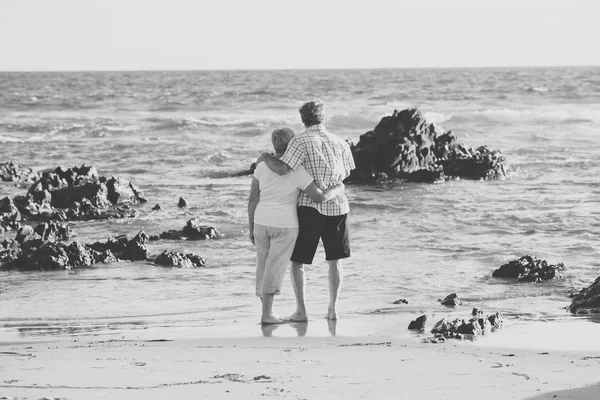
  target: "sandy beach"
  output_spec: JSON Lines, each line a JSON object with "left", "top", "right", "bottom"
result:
{"left": 2, "top": 313, "right": 600, "bottom": 400}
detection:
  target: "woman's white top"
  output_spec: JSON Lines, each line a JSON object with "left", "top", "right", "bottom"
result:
{"left": 253, "top": 162, "right": 314, "bottom": 228}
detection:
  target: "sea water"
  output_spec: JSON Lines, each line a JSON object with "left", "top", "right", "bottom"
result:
{"left": 1, "top": 68, "right": 600, "bottom": 344}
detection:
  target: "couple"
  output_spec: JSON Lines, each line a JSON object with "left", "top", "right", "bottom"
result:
{"left": 247, "top": 100, "right": 356, "bottom": 325}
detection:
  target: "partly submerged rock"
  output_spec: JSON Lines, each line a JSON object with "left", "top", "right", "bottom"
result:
{"left": 492, "top": 255, "right": 565, "bottom": 282}
{"left": 154, "top": 250, "right": 206, "bottom": 268}
{"left": 1, "top": 230, "right": 149, "bottom": 270}
{"left": 88, "top": 231, "right": 149, "bottom": 262}
{"left": 151, "top": 217, "right": 220, "bottom": 241}
{"left": 0, "top": 196, "right": 22, "bottom": 232}
{"left": 408, "top": 315, "right": 427, "bottom": 330}
{"left": 569, "top": 276, "right": 600, "bottom": 314}
{"left": 440, "top": 293, "right": 462, "bottom": 306}
{"left": 14, "top": 165, "right": 147, "bottom": 223}
{"left": 0, "top": 161, "right": 38, "bottom": 183}
{"left": 429, "top": 310, "right": 503, "bottom": 341}
{"left": 178, "top": 197, "right": 188, "bottom": 208}
{"left": 348, "top": 108, "right": 508, "bottom": 183}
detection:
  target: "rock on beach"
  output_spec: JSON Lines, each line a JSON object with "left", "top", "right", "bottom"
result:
{"left": 569, "top": 276, "right": 600, "bottom": 314}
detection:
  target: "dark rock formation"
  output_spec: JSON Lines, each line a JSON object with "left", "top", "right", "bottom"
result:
{"left": 152, "top": 204, "right": 161, "bottom": 211}
{"left": 347, "top": 108, "right": 508, "bottom": 183}
{"left": 178, "top": 197, "right": 187, "bottom": 208}
{"left": 1, "top": 230, "right": 148, "bottom": 270}
{"left": 393, "top": 298, "right": 408, "bottom": 304}
{"left": 0, "top": 197, "right": 22, "bottom": 232}
{"left": 569, "top": 276, "right": 600, "bottom": 314}
{"left": 440, "top": 293, "right": 462, "bottom": 306}
{"left": 88, "top": 231, "right": 149, "bottom": 262}
{"left": 0, "top": 161, "right": 38, "bottom": 183}
{"left": 492, "top": 255, "right": 564, "bottom": 282}
{"left": 408, "top": 315, "right": 427, "bottom": 330}
{"left": 428, "top": 311, "right": 503, "bottom": 342}
{"left": 33, "top": 221, "right": 72, "bottom": 242}
{"left": 154, "top": 250, "right": 206, "bottom": 268}
{"left": 151, "top": 217, "right": 220, "bottom": 241}
{"left": 12, "top": 165, "right": 146, "bottom": 222}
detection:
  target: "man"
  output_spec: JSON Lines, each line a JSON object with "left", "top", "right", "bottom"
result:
{"left": 258, "top": 100, "right": 355, "bottom": 321}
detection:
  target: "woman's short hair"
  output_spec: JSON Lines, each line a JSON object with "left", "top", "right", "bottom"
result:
{"left": 271, "top": 127, "right": 295, "bottom": 153}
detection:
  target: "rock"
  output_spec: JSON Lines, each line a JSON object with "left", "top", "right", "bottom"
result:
{"left": 347, "top": 108, "right": 508, "bottom": 183}
{"left": 428, "top": 309, "right": 503, "bottom": 342}
{"left": 472, "top": 307, "right": 484, "bottom": 316}
{"left": 0, "top": 161, "right": 38, "bottom": 183}
{"left": 492, "top": 255, "right": 564, "bottom": 282}
{"left": 183, "top": 217, "right": 219, "bottom": 239}
{"left": 16, "top": 165, "right": 147, "bottom": 223}
{"left": 456, "top": 320, "right": 483, "bottom": 336}
{"left": 15, "top": 225, "right": 40, "bottom": 244}
{"left": 408, "top": 315, "right": 427, "bottom": 330}
{"left": 569, "top": 276, "right": 600, "bottom": 314}
{"left": 152, "top": 204, "right": 161, "bottom": 211}
{"left": 487, "top": 311, "right": 504, "bottom": 328}
{"left": 178, "top": 197, "right": 187, "bottom": 208}
{"left": 154, "top": 250, "right": 206, "bottom": 268}
{"left": 33, "top": 221, "right": 72, "bottom": 242}
{"left": 2, "top": 231, "right": 148, "bottom": 270}
{"left": 393, "top": 298, "right": 408, "bottom": 304}
{"left": 440, "top": 293, "right": 462, "bottom": 306}
{"left": 431, "top": 318, "right": 450, "bottom": 335}
{"left": 0, "top": 196, "right": 22, "bottom": 232}
{"left": 88, "top": 231, "right": 149, "bottom": 261}
{"left": 155, "top": 218, "right": 220, "bottom": 241}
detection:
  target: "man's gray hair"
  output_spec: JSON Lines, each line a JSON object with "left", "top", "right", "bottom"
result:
{"left": 299, "top": 100, "right": 325, "bottom": 127}
{"left": 271, "top": 127, "right": 295, "bottom": 154}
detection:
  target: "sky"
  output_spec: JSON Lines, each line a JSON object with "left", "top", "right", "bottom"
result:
{"left": 0, "top": 0, "right": 598, "bottom": 71}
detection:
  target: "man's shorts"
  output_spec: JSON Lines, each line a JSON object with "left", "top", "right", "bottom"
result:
{"left": 291, "top": 206, "right": 350, "bottom": 264}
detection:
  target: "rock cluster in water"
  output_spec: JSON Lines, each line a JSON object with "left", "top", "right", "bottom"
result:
{"left": 424, "top": 310, "right": 504, "bottom": 343}
{"left": 348, "top": 108, "right": 508, "bottom": 183}
{"left": 492, "top": 255, "right": 565, "bottom": 282}
{"left": 0, "top": 161, "right": 38, "bottom": 183}
{"left": 155, "top": 250, "right": 206, "bottom": 268}
{"left": 1, "top": 165, "right": 148, "bottom": 230}
{"left": 569, "top": 276, "right": 600, "bottom": 314}
{"left": 0, "top": 227, "right": 148, "bottom": 270}
{"left": 150, "top": 217, "right": 220, "bottom": 241}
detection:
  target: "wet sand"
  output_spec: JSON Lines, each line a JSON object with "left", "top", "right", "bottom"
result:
{"left": 1, "top": 314, "right": 600, "bottom": 400}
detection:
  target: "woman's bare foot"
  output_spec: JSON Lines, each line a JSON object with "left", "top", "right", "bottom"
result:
{"left": 287, "top": 310, "right": 308, "bottom": 322}
{"left": 325, "top": 307, "right": 338, "bottom": 320}
{"left": 261, "top": 314, "right": 286, "bottom": 325}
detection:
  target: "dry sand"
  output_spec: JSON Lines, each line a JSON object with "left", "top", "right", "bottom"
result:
{"left": 1, "top": 315, "right": 600, "bottom": 400}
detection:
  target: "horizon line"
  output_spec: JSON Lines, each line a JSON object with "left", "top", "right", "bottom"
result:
{"left": 1, "top": 64, "right": 599, "bottom": 73}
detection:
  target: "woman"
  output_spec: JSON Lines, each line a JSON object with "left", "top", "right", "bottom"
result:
{"left": 248, "top": 127, "right": 344, "bottom": 324}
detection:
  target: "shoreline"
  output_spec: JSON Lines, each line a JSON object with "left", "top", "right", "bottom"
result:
{"left": 2, "top": 313, "right": 600, "bottom": 400}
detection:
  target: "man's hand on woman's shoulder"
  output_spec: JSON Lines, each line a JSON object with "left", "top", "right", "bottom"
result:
{"left": 256, "top": 152, "right": 273, "bottom": 165}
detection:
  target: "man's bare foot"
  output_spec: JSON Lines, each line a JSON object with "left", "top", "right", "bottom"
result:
{"left": 325, "top": 307, "right": 338, "bottom": 320}
{"left": 261, "top": 315, "right": 286, "bottom": 325}
{"left": 287, "top": 310, "right": 308, "bottom": 322}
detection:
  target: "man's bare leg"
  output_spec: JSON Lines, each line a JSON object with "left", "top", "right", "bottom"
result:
{"left": 261, "top": 294, "right": 285, "bottom": 324}
{"left": 289, "top": 261, "right": 308, "bottom": 322}
{"left": 326, "top": 259, "right": 343, "bottom": 320}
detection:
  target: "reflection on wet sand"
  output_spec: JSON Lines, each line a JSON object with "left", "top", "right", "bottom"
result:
{"left": 11, "top": 320, "right": 147, "bottom": 337}
{"left": 261, "top": 319, "right": 339, "bottom": 338}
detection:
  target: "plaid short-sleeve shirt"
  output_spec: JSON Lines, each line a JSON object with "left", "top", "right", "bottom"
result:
{"left": 279, "top": 124, "right": 355, "bottom": 216}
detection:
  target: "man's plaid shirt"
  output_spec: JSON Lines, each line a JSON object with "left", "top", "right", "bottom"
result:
{"left": 280, "top": 124, "right": 355, "bottom": 216}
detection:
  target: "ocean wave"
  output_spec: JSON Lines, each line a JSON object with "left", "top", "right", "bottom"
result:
{"left": 448, "top": 108, "right": 600, "bottom": 124}
{"left": 148, "top": 116, "right": 292, "bottom": 131}
{"left": 526, "top": 86, "right": 550, "bottom": 93}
